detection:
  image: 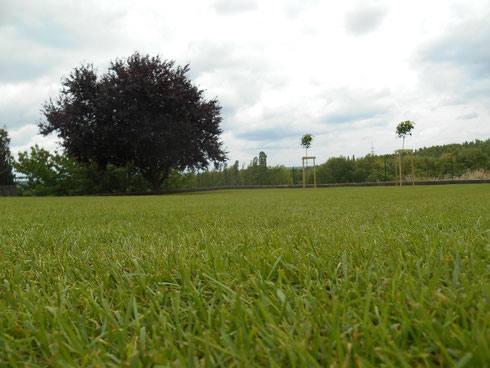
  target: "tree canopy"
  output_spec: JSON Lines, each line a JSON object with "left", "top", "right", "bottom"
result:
{"left": 301, "top": 134, "right": 314, "bottom": 156}
{"left": 40, "top": 53, "right": 226, "bottom": 192}
{"left": 396, "top": 121, "right": 415, "bottom": 149}
{"left": 0, "top": 127, "right": 15, "bottom": 185}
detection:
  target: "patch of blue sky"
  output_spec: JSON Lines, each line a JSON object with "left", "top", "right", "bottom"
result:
{"left": 17, "top": 20, "right": 78, "bottom": 49}
{"left": 424, "top": 35, "right": 490, "bottom": 79}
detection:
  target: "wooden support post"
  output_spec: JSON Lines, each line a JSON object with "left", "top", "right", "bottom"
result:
{"left": 399, "top": 152, "right": 403, "bottom": 186}
{"left": 302, "top": 156, "right": 316, "bottom": 188}
{"left": 313, "top": 157, "right": 316, "bottom": 188}
{"left": 302, "top": 158, "right": 305, "bottom": 189}
{"left": 395, "top": 149, "right": 415, "bottom": 187}
{"left": 411, "top": 151, "right": 415, "bottom": 186}
{"left": 394, "top": 154, "right": 398, "bottom": 186}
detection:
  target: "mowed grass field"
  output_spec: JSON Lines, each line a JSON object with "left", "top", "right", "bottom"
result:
{"left": 0, "top": 185, "right": 489, "bottom": 367}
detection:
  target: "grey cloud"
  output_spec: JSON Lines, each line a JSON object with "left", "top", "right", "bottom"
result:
{"left": 213, "top": 0, "right": 257, "bottom": 15}
{"left": 11, "top": 134, "right": 34, "bottom": 148}
{"left": 0, "top": 33, "right": 72, "bottom": 83}
{"left": 17, "top": 22, "right": 78, "bottom": 50}
{"left": 420, "top": 21, "right": 490, "bottom": 79}
{"left": 214, "top": 70, "right": 264, "bottom": 108}
{"left": 220, "top": 106, "right": 236, "bottom": 120}
{"left": 8, "top": 124, "right": 39, "bottom": 147}
{"left": 459, "top": 80, "right": 490, "bottom": 102}
{"left": 344, "top": 5, "right": 388, "bottom": 35}
{"left": 0, "top": 1, "right": 127, "bottom": 83}
{"left": 0, "top": 0, "right": 18, "bottom": 26}
{"left": 0, "top": 19, "right": 62, "bottom": 82}
{"left": 228, "top": 101, "right": 312, "bottom": 145}
{"left": 413, "top": 8, "right": 490, "bottom": 105}
{"left": 1, "top": 1, "right": 76, "bottom": 47}
{"left": 234, "top": 126, "right": 299, "bottom": 142}
{"left": 187, "top": 40, "right": 287, "bottom": 112}
{"left": 2, "top": 0, "right": 129, "bottom": 50}
{"left": 322, "top": 111, "right": 380, "bottom": 124}
{"left": 230, "top": 87, "right": 393, "bottom": 150}
{"left": 187, "top": 41, "right": 238, "bottom": 75}
{"left": 187, "top": 39, "right": 276, "bottom": 78}
{"left": 320, "top": 88, "right": 392, "bottom": 125}
{"left": 0, "top": 55, "right": 55, "bottom": 83}
{"left": 457, "top": 112, "right": 478, "bottom": 120}
{"left": 0, "top": 78, "right": 58, "bottom": 132}
{"left": 0, "top": 103, "right": 40, "bottom": 131}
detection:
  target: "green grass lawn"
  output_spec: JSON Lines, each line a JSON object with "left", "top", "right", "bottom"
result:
{"left": 1, "top": 185, "right": 489, "bottom": 367}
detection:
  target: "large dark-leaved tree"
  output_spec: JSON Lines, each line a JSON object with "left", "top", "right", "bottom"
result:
{"left": 40, "top": 53, "right": 226, "bottom": 192}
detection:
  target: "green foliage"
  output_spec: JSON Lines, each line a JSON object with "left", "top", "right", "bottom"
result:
{"left": 313, "top": 140, "right": 489, "bottom": 183}
{"left": 189, "top": 140, "right": 489, "bottom": 185}
{"left": 396, "top": 120, "right": 415, "bottom": 139}
{"left": 12, "top": 139, "right": 490, "bottom": 195}
{"left": 457, "top": 148, "right": 490, "bottom": 171}
{"left": 14, "top": 145, "right": 58, "bottom": 195}
{"left": 14, "top": 146, "right": 150, "bottom": 196}
{"left": 396, "top": 121, "right": 415, "bottom": 149}
{"left": 0, "top": 127, "right": 14, "bottom": 185}
{"left": 0, "top": 186, "right": 489, "bottom": 365}
{"left": 194, "top": 154, "right": 292, "bottom": 188}
{"left": 317, "top": 156, "right": 355, "bottom": 183}
{"left": 301, "top": 134, "right": 314, "bottom": 155}
{"left": 416, "top": 139, "right": 489, "bottom": 157}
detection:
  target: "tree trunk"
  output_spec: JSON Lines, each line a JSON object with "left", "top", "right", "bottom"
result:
{"left": 144, "top": 167, "right": 170, "bottom": 194}
{"left": 151, "top": 180, "right": 161, "bottom": 194}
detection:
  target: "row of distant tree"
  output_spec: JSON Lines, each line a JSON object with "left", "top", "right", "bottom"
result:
{"left": 177, "top": 139, "right": 490, "bottom": 188}
{"left": 2, "top": 135, "right": 488, "bottom": 196}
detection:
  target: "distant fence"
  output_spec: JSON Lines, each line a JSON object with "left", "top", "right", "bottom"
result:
{"left": 0, "top": 185, "right": 17, "bottom": 197}
{"left": 101, "top": 179, "right": 490, "bottom": 196}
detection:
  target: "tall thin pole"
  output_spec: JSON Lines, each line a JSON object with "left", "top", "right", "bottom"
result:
{"left": 411, "top": 151, "right": 415, "bottom": 186}
{"left": 394, "top": 154, "right": 398, "bottom": 186}
{"left": 302, "top": 158, "right": 305, "bottom": 189}
{"left": 399, "top": 152, "right": 403, "bottom": 186}
{"left": 313, "top": 158, "right": 316, "bottom": 188}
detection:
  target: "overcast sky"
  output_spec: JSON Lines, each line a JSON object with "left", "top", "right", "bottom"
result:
{"left": 1, "top": 0, "right": 489, "bottom": 166}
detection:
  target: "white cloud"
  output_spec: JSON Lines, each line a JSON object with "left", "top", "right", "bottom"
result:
{"left": 213, "top": 0, "right": 258, "bottom": 15}
{"left": 1, "top": 0, "right": 489, "bottom": 168}
{"left": 457, "top": 112, "right": 478, "bottom": 120}
{"left": 344, "top": 3, "right": 389, "bottom": 35}
{"left": 9, "top": 124, "right": 60, "bottom": 157}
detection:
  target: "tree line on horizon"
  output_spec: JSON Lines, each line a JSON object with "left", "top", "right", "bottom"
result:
{"left": 3, "top": 138, "right": 488, "bottom": 196}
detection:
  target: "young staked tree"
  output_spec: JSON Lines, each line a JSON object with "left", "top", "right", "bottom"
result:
{"left": 0, "top": 127, "right": 15, "bottom": 185}
{"left": 40, "top": 53, "right": 227, "bottom": 192}
{"left": 301, "top": 134, "right": 314, "bottom": 157}
{"left": 396, "top": 121, "right": 415, "bottom": 149}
